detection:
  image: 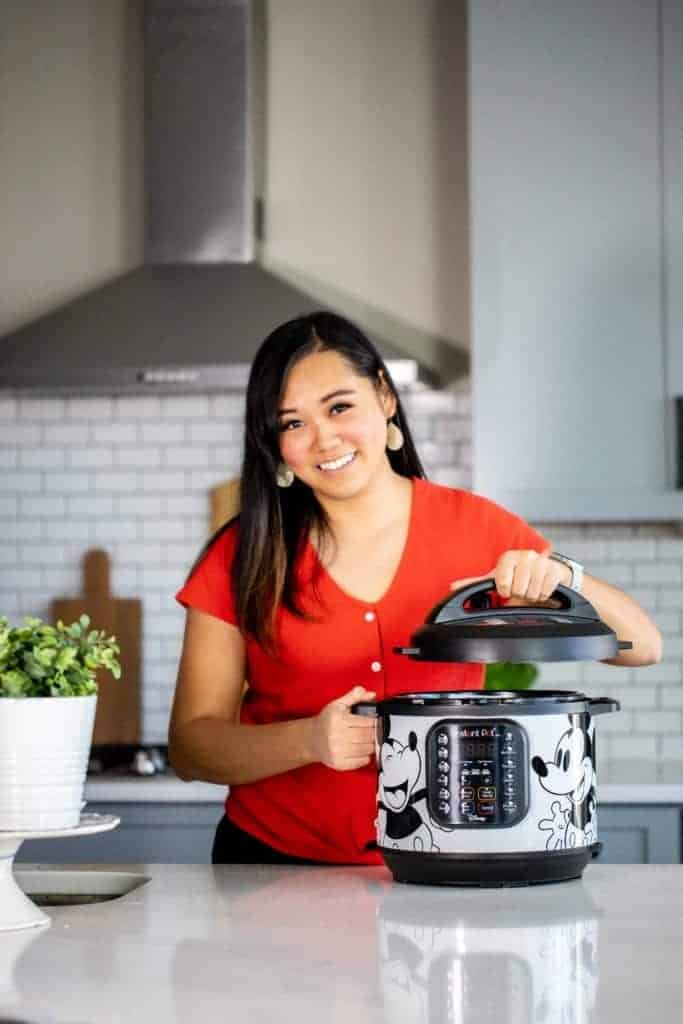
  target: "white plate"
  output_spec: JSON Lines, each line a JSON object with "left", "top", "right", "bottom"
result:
{"left": 0, "top": 812, "right": 120, "bottom": 841}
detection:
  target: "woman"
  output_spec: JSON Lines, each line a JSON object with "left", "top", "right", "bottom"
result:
{"left": 169, "top": 311, "right": 661, "bottom": 865}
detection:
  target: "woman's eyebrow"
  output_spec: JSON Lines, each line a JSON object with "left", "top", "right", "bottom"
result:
{"left": 278, "top": 388, "right": 356, "bottom": 416}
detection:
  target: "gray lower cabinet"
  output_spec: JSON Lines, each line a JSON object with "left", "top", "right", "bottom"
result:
{"left": 15, "top": 803, "right": 224, "bottom": 865}
{"left": 15, "top": 802, "right": 683, "bottom": 866}
{"left": 597, "top": 806, "right": 682, "bottom": 865}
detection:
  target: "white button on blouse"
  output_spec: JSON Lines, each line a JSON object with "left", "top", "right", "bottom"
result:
{"left": 371, "top": 661, "right": 382, "bottom": 672}
{"left": 364, "top": 611, "right": 376, "bottom": 622}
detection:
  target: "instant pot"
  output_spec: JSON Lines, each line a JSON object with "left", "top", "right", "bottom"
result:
{"left": 354, "top": 580, "right": 628, "bottom": 886}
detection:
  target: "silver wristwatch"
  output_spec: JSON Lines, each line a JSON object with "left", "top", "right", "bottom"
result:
{"left": 549, "top": 552, "right": 584, "bottom": 593}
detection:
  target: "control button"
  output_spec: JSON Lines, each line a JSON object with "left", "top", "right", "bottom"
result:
{"left": 504, "top": 731, "right": 513, "bottom": 742}
{"left": 479, "top": 801, "right": 495, "bottom": 815}
{"left": 461, "top": 801, "right": 475, "bottom": 814}
{"left": 478, "top": 786, "right": 495, "bottom": 800}
{"left": 502, "top": 759, "right": 515, "bottom": 769}
{"left": 437, "top": 732, "right": 449, "bottom": 745}
{"left": 461, "top": 786, "right": 474, "bottom": 799}
{"left": 501, "top": 745, "right": 514, "bottom": 755}
{"left": 437, "top": 774, "right": 449, "bottom": 786}
{"left": 438, "top": 750, "right": 449, "bottom": 763}
{"left": 504, "top": 785, "right": 516, "bottom": 796}
{"left": 503, "top": 771, "right": 515, "bottom": 783}
{"left": 438, "top": 788, "right": 450, "bottom": 800}
{"left": 371, "top": 661, "right": 382, "bottom": 672}
{"left": 503, "top": 801, "right": 518, "bottom": 813}
{"left": 364, "top": 611, "right": 376, "bottom": 622}
{"left": 438, "top": 801, "right": 451, "bottom": 815}
{"left": 438, "top": 761, "right": 449, "bottom": 773}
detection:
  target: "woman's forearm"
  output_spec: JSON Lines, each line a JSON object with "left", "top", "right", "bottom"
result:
{"left": 169, "top": 715, "right": 317, "bottom": 785}
{"left": 580, "top": 573, "right": 662, "bottom": 667}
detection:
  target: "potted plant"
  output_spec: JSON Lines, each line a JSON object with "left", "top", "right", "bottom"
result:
{"left": 0, "top": 614, "right": 120, "bottom": 831}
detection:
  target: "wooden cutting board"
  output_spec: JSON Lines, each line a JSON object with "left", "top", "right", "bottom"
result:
{"left": 209, "top": 477, "right": 241, "bottom": 533}
{"left": 51, "top": 549, "right": 142, "bottom": 744}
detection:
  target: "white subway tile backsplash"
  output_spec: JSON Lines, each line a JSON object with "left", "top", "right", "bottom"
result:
{"left": 116, "top": 397, "right": 162, "bottom": 419}
{"left": 93, "top": 423, "right": 137, "bottom": 444}
{"left": 67, "top": 398, "right": 114, "bottom": 420}
{"left": 45, "top": 471, "right": 90, "bottom": 493}
{"left": 68, "top": 495, "right": 115, "bottom": 517}
{"left": 161, "top": 396, "right": 210, "bottom": 418}
{"left": 1, "top": 384, "right": 680, "bottom": 750}
{"left": 115, "top": 448, "right": 162, "bottom": 469}
{"left": 164, "top": 446, "right": 210, "bottom": 469}
{"left": 660, "top": 736, "right": 683, "bottom": 758}
{"left": 116, "top": 495, "right": 163, "bottom": 517}
{"left": 19, "top": 399, "right": 65, "bottom": 420}
{"left": 93, "top": 472, "right": 140, "bottom": 493}
{"left": 140, "top": 422, "right": 185, "bottom": 444}
{"left": 4, "top": 472, "right": 42, "bottom": 492}
{"left": 141, "top": 471, "right": 186, "bottom": 493}
{"left": 68, "top": 448, "right": 114, "bottom": 469}
{"left": 21, "top": 495, "right": 67, "bottom": 517}
{"left": 209, "top": 395, "right": 245, "bottom": 417}
{"left": 187, "top": 421, "right": 241, "bottom": 443}
{"left": 46, "top": 424, "right": 87, "bottom": 445}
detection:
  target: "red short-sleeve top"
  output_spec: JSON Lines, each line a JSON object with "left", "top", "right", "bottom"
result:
{"left": 176, "top": 478, "right": 548, "bottom": 864}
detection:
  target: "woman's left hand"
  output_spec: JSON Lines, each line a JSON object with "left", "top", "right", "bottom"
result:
{"left": 450, "top": 548, "right": 572, "bottom": 606}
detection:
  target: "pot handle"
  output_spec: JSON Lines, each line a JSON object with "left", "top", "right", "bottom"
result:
{"left": 350, "top": 703, "right": 379, "bottom": 717}
{"left": 588, "top": 698, "right": 621, "bottom": 715}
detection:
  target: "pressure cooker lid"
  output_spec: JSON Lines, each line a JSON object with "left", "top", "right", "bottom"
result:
{"left": 352, "top": 688, "right": 620, "bottom": 716}
{"left": 394, "top": 579, "right": 633, "bottom": 663}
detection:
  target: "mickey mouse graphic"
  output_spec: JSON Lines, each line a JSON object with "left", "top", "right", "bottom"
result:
{"left": 377, "top": 717, "right": 440, "bottom": 853}
{"left": 531, "top": 716, "right": 596, "bottom": 849}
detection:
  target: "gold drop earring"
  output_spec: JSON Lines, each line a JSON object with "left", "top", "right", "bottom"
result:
{"left": 386, "top": 419, "right": 404, "bottom": 452}
{"left": 276, "top": 462, "right": 294, "bottom": 488}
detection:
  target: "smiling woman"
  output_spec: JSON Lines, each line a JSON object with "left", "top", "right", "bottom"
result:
{"left": 168, "top": 311, "right": 662, "bottom": 868}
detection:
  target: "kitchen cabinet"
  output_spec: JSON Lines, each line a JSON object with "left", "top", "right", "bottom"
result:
{"left": 14, "top": 801, "right": 683, "bottom": 866}
{"left": 15, "top": 802, "right": 223, "bottom": 865}
{"left": 469, "top": 0, "right": 682, "bottom": 520}
{"left": 663, "top": 0, "right": 683, "bottom": 399}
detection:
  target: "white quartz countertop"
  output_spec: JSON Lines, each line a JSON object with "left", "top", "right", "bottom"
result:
{"left": 84, "top": 760, "right": 683, "bottom": 804}
{"left": 4, "top": 862, "right": 683, "bottom": 1023}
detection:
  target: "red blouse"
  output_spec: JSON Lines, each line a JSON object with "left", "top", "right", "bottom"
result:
{"left": 176, "top": 478, "right": 548, "bottom": 864}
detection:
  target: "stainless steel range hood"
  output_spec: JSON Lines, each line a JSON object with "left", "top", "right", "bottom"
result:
{"left": 0, "top": 0, "right": 425, "bottom": 395}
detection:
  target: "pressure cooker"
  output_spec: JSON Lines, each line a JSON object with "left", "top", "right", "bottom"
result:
{"left": 353, "top": 580, "right": 629, "bottom": 886}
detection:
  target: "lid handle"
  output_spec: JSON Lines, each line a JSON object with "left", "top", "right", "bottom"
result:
{"left": 588, "top": 697, "right": 621, "bottom": 715}
{"left": 429, "top": 578, "right": 601, "bottom": 625}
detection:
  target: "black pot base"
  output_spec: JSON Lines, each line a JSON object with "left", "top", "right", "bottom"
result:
{"left": 382, "top": 843, "right": 602, "bottom": 887}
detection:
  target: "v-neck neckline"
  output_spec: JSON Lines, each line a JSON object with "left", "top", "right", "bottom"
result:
{"left": 306, "top": 476, "right": 419, "bottom": 608}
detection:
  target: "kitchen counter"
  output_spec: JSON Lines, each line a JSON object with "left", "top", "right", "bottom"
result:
{"left": 84, "top": 759, "right": 683, "bottom": 804}
{"left": 3, "top": 862, "right": 683, "bottom": 1023}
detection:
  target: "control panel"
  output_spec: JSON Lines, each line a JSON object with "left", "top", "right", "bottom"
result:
{"left": 426, "top": 720, "right": 528, "bottom": 828}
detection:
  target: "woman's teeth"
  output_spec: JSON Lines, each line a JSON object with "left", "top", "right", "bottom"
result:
{"left": 318, "top": 452, "right": 356, "bottom": 472}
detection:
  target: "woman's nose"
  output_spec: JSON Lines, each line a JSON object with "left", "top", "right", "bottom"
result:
{"left": 313, "top": 419, "right": 341, "bottom": 449}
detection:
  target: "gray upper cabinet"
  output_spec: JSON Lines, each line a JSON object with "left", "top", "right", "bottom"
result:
{"left": 663, "top": 0, "right": 683, "bottom": 400}
{"left": 469, "top": 0, "right": 681, "bottom": 520}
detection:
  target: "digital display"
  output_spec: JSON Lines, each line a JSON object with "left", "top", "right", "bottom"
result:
{"left": 461, "top": 741, "right": 496, "bottom": 759}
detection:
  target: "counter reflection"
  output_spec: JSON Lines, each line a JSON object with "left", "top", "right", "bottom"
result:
{"left": 378, "top": 881, "right": 602, "bottom": 1024}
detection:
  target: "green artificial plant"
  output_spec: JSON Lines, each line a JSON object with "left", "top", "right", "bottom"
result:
{"left": 484, "top": 662, "right": 538, "bottom": 691}
{"left": 0, "top": 614, "right": 121, "bottom": 698}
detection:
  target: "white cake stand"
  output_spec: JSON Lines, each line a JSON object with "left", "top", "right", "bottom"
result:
{"left": 0, "top": 812, "right": 120, "bottom": 932}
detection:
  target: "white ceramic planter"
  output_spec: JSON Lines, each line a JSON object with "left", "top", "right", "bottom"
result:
{"left": 0, "top": 695, "right": 97, "bottom": 830}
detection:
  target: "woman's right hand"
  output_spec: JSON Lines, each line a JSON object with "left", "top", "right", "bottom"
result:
{"left": 308, "top": 686, "right": 377, "bottom": 771}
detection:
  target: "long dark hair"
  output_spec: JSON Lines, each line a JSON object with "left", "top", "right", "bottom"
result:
{"left": 192, "top": 311, "right": 425, "bottom": 653}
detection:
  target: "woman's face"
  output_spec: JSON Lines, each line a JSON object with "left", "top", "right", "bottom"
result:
{"left": 277, "top": 349, "right": 396, "bottom": 500}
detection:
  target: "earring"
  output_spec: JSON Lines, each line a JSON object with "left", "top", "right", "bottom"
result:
{"left": 386, "top": 420, "right": 404, "bottom": 452}
{"left": 276, "top": 462, "right": 294, "bottom": 488}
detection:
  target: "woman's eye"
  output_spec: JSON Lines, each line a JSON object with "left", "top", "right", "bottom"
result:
{"left": 330, "top": 403, "right": 352, "bottom": 415}
{"left": 278, "top": 419, "right": 302, "bottom": 432}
